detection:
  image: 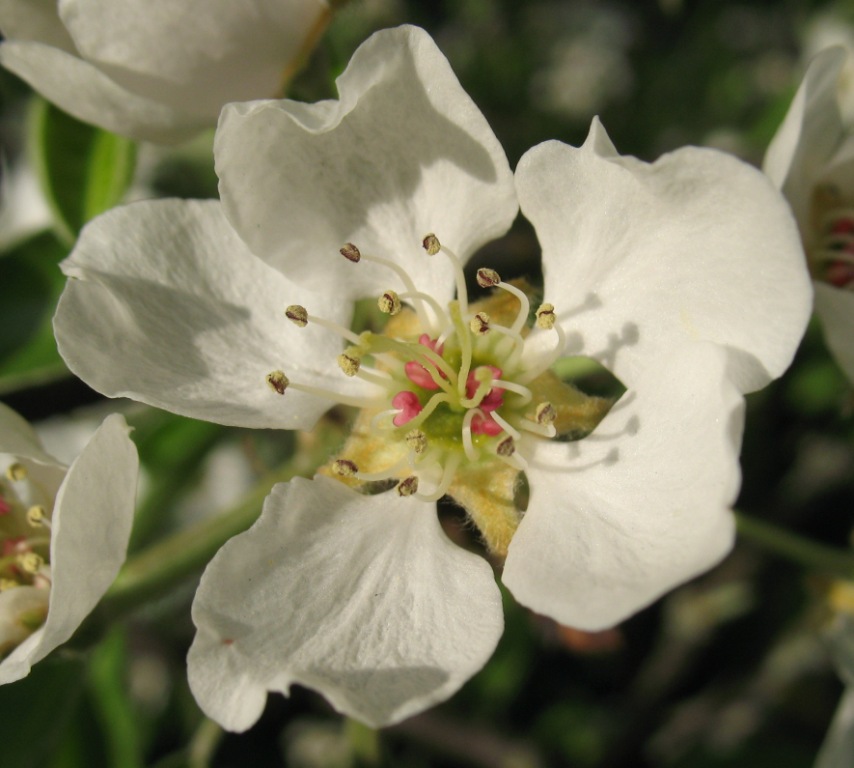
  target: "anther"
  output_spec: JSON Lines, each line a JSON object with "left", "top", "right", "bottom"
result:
{"left": 397, "top": 476, "right": 419, "bottom": 496}
{"left": 337, "top": 353, "right": 361, "bottom": 377}
{"left": 476, "top": 268, "right": 501, "bottom": 288}
{"left": 535, "top": 303, "right": 557, "bottom": 329}
{"left": 470, "top": 312, "right": 490, "bottom": 335}
{"left": 378, "top": 290, "right": 402, "bottom": 315}
{"left": 285, "top": 305, "right": 309, "bottom": 327}
{"left": 0, "top": 579, "right": 16, "bottom": 591}
{"left": 18, "top": 552, "right": 43, "bottom": 575}
{"left": 536, "top": 402, "right": 557, "bottom": 425}
{"left": 6, "top": 464, "right": 27, "bottom": 482}
{"left": 497, "top": 436, "right": 516, "bottom": 457}
{"left": 266, "top": 370, "right": 289, "bottom": 395}
{"left": 422, "top": 233, "right": 441, "bottom": 256}
{"left": 340, "top": 243, "right": 361, "bottom": 263}
{"left": 26, "top": 506, "right": 48, "bottom": 528}
{"left": 405, "top": 429, "right": 428, "bottom": 454}
{"left": 332, "top": 459, "right": 359, "bottom": 477}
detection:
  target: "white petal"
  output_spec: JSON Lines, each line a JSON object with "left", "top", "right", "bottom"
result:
{"left": 55, "top": 199, "right": 365, "bottom": 430}
{"left": 763, "top": 47, "right": 847, "bottom": 229}
{"left": 0, "top": 0, "right": 75, "bottom": 52}
{"left": 815, "top": 687, "right": 854, "bottom": 768}
{"left": 815, "top": 281, "right": 854, "bottom": 383}
{"left": 0, "top": 587, "right": 49, "bottom": 684}
{"left": 0, "top": 401, "right": 58, "bottom": 467}
{"left": 0, "top": 414, "right": 138, "bottom": 683}
{"left": 0, "top": 42, "right": 202, "bottom": 143}
{"left": 503, "top": 343, "right": 742, "bottom": 631}
{"left": 216, "top": 25, "right": 518, "bottom": 304}
{"left": 188, "top": 476, "right": 503, "bottom": 730}
{"left": 58, "top": 0, "right": 328, "bottom": 122}
{"left": 517, "top": 122, "right": 812, "bottom": 393}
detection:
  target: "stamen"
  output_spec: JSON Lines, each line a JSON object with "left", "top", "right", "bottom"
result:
{"left": 285, "top": 305, "right": 308, "bottom": 327}
{"left": 470, "top": 312, "right": 490, "bottom": 336}
{"left": 424, "top": 234, "right": 470, "bottom": 317}
{"left": 6, "top": 464, "right": 27, "bottom": 482}
{"left": 489, "top": 410, "right": 521, "bottom": 440}
{"left": 346, "top": 243, "right": 435, "bottom": 330}
{"left": 405, "top": 429, "right": 428, "bottom": 455}
{"left": 17, "top": 552, "right": 43, "bottom": 575}
{"left": 536, "top": 402, "right": 557, "bottom": 425}
{"left": 461, "top": 409, "right": 480, "bottom": 462}
{"left": 476, "top": 268, "right": 501, "bottom": 288}
{"left": 332, "top": 459, "right": 359, "bottom": 477}
{"left": 416, "top": 455, "right": 461, "bottom": 502}
{"left": 337, "top": 353, "right": 360, "bottom": 376}
{"left": 26, "top": 506, "right": 50, "bottom": 529}
{"left": 396, "top": 476, "right": 420, "bottom": 497}
{"left": 267, "top": 369, "right": 385, "bottom": 409}
{"left": 520, "top": 419, "right": 557, "bottom": 438}
{"left": 287, "top": 304, "right": 362, "bottom": 345}
{"left": 519, "top": 313, "right": 567, "bottom": 383}
{"left": 535, "top": 303, "right": 556, "bottom": 329}
{"left": 377, "top": 290, "right": 402, "bottom": 315}
{"left": 491, "top": 379, "right": 532, "bottom": 404}
{"left": 496, "top": 436, "right": 515, "bottom": 457}
{"left": 266, "top": 370, "right": 289, "bottom": 395}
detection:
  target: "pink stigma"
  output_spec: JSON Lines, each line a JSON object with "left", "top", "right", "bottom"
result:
{"left": 392, "top": 391, "right": 423, "bottom": 426}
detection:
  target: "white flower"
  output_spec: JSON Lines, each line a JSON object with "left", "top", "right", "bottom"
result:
{"left": 764, "top": 47, "right": 854, "bottom": 383}
{"left": 0, "top": 0, "right": 330, "bottom": 143}
{"left": 53, "top": 25, "right": 811, "bottom": 727}
{"left": 0, "top": 402, "right": 138, "bottom": 683}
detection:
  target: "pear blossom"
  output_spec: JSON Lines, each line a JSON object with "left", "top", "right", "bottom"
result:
{"left": 53, "top": 26, "right": 811, "bottom": 728}
{"left": 764, "top": 47, "right": 854, "bottom": 382}
{"left": 0, "top": 402, "right": 138, "bottom": 683}
{"left": 0, "top": 0, "right": 331, "bottom": 143}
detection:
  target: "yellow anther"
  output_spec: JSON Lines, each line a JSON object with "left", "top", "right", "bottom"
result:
{"left": 266, "top": 370, "right": 289, "bottom": 395}
{"left": 396, "top": 476, "right": 419, "bottom": 496}
{"left": 535, "top": 402, "right": 557, "bottom": 425}
{"left": 337, "top": 353, "right": 361, "bottom": 377}
{"left": 470, "top": 312, "right": 490, "bottom": 335}
{"left": 285, "top": 305, "right": 309, "bottom": 327}
{"left": 476, "top": 268, "right": 501, "bottom": 288}
{"left": 422, "top": 233, "right": 441, "bottom": 256}
{"left": 6, "top": 463, "right": 27, "bottom": 482}
{"left": 535, "top": 303, "right": 556, "bottom": 329}
{"left": 17, "top": 552, "right": 43, "bottom": 575}
{"left": 26, "top": 506, "right": 47, "bottom": 528}
{"left": 332, "top": 459, "right": 359, "bottom": 477}
{"left": 405, "top": 430, "right": 428, "bottom": 454}
{"left": 0, "top": 579, "right": 17, "bottom": 592}
{"left": 340, "top": 243, "right": 361, "bottom": 263}
{"left": 377, "top": 290, "right": 402, "bottom": 315}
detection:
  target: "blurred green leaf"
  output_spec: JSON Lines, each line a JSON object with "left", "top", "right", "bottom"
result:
{"left": 30, "top": 99, "right": 136, "bottom": 244}
{"left": 0, "top": 229, "right": 69, "bottom": 393}
{"left": 0, "top": 656, "right": 86, "bottom": 768}
{"left": 87, "top": 627, "right": 145, "bottom": 768}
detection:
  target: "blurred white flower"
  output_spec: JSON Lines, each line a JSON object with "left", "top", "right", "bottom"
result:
{"left": 53, "top": 25, "right": 811, "bottom": 728}
{"left": 765, "top": 47, "right": 854, "bottom": 382}
{"left": 0, "top": 401, "right": 138, "bottom": 683}
{"left": 0, "top": 0, "right": 331, "bottom": 143}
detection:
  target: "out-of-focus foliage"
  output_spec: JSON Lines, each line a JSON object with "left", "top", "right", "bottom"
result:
{"left": 0, "top": 0, "right": 853, "bottom": 766}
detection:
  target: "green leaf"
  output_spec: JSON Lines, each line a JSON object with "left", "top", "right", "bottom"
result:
{"left": 29, "top": 98, "right": 137, "bottom": 243}
{"left": 0, "top": 229, "right": 70, "bottom": 394}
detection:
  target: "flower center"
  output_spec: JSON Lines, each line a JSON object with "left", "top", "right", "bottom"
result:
{"left": 0, "top": 461, "right": 52, "bottom": 654}
{"left": 267, "top": 235, "right": 584, "bottom": 500}
{"left": 811, "top": 185, "right": 854, "bottom": 290}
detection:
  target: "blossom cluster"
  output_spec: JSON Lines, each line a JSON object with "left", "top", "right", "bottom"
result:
{"left": 0, "top": 2, "right": 851, "bottom": 762}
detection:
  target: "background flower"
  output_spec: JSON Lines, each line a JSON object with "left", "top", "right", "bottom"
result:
{"left": 0, "top": 0, "right": 331, "bottom": 143}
